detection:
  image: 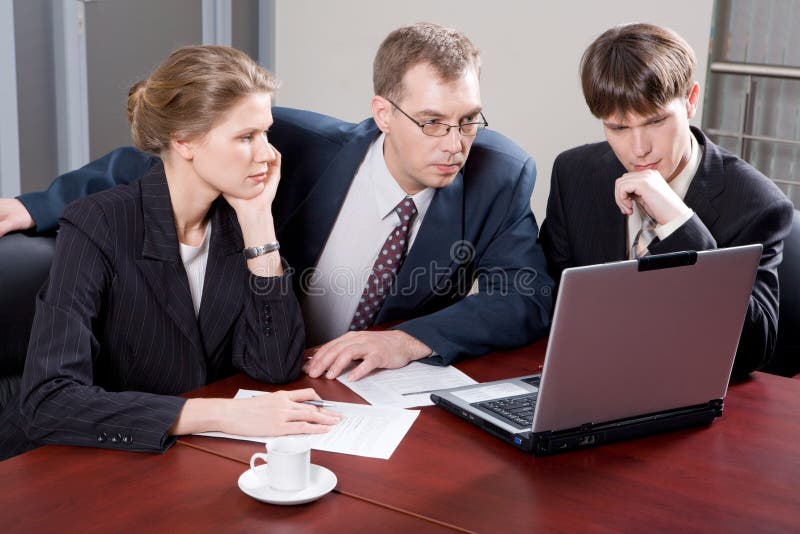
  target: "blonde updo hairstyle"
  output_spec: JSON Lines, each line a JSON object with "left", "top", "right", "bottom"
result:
{"left": 126, "top": 45, "right": 278, "bottom": 155}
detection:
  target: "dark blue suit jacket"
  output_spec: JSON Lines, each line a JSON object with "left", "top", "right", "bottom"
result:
{"left": 2, "top": 165, "right": 304, "bottom": 457}
{"left": 540, "top": 127, "right": 794, "bottom": 376}
{"left": 18, "top": 107, "right": 553, "bottom": 364}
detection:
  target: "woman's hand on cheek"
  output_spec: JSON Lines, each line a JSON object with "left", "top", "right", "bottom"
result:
{"left": 224, "top": 145, "right": 281, "bottom": 218}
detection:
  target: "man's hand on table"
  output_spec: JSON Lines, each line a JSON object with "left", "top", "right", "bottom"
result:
{"left": 303, "top": 330, "right": 433, "bottom": 381}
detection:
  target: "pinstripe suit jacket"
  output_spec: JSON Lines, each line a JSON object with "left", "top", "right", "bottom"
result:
{"left": 11, "top": 165, "right": 304, "bottom": 455}
{"left": 539, "top": 127, "right": 794, "bottom": 377}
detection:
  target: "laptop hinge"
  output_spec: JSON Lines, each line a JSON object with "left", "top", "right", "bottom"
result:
{"left": 710, "top": 398, "right": 723, "bottom": 416}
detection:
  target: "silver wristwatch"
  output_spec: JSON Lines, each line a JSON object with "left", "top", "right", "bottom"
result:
{"left": 242, "top": 241, "right": 280, "bottom": 259}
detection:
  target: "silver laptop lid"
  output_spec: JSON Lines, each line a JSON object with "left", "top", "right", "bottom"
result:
{"left": 531, "top": 245, "right": 762, "bottom": 433}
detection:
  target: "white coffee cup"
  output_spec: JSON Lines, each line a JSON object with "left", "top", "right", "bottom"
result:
{"left": 249, "top": 436, "right": 311, "bottom": 492}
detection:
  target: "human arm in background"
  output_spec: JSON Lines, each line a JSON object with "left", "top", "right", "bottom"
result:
{"left": 1, "top": 146, "right": 158, "bottom": 236}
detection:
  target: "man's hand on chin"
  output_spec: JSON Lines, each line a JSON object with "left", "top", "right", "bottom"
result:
{"left": 303, "top": 330, "right": 433, "bottom": 381}
{"left": 614, "top": 169, "right": 688, "bottom": 224}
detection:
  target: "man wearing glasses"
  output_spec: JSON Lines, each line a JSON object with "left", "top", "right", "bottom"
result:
{"left": 2, "top": 23, "right": 553, "bottom": 381}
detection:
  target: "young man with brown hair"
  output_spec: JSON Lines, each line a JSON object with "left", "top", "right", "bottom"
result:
{"left": 539, "top": 23, "right": 793, "bottom": 377}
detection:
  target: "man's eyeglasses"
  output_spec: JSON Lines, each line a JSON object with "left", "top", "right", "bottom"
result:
{"left": 386, "top": 99, "right": 488, "bottom": 137}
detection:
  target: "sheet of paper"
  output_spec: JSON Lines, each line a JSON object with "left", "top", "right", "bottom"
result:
{"left": 196, "top": 389, "right": 419, "bottom": 459}
{"left": 451, "top": 383, "right": 531, "bottom": 403}
{"left": 336, "top": 361, "right": 478, "bottom": 408}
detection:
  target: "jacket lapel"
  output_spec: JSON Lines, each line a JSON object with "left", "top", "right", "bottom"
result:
{"left": 376, "top": 173, "right": 465, "bottom": 322}
{"left": 592, "top": 149, "right": 628, "bottom": 261}
{"left": 135, "top": 167, "right": 203, "bottom": 350}
{"left": 277, "top": 121, "right": 381, "bottom": 273}
{"left": 197, "top": 198, "right": 245, "bottom": 357}
{"left": 683, "top": 127, "right": 723, "bottom": 229}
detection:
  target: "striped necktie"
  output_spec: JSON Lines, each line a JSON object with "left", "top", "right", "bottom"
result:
{"left": 632, "top": 212, "right": 657, "bottom": 259}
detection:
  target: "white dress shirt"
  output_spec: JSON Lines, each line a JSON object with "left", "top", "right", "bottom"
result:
{"left": 627, "top": 133, "right": 703, "bottom": 258}
{"left": 179, "top": 221, "right": 211, "bottom": 317}
{"left": 302, "top": 134, "right": 435, "bottom": 346}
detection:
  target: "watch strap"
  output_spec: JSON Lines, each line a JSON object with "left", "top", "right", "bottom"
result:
{"left": 243, "top": 241, "right": 280, "bottom": 259}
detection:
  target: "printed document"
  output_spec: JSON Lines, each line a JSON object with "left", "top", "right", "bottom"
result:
{"left": 196, "top": 389, "right": 418, "bottom": 459}
{"left": 337, "top": 361, "right": 477, "bottom": 408}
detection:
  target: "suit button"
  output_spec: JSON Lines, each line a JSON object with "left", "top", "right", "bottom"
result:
{"left": 97, "top": 432, "right": 108, "bottom": 443}
{"left": 122, "top": 434, "right": 132, "bottom": 444}
{"left": 112, "top": 433, "right": 122, "bottom": 443}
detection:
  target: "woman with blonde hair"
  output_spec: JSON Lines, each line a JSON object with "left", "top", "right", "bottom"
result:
{"left": 1, "top": 45, "right": 339, "bottom": 459}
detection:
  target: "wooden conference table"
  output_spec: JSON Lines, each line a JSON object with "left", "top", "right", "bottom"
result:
{"left": 2, "top": 339, "right": 799, "bottom": 532}
{"left": 0, "top": 443, "right": 451, "bottom": 532}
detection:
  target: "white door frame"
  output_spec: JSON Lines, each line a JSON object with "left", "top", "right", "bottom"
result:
{"left": 52, "top": 0, "right": 91, "bottom": 175}
{"left": 0, "top": 0, "right": 21, "bottom": 196}
{"left": 258, "top": 0, "right": 276, "bottom": 71}
{"left": 202, "top": 0, "right": 232, "bottom": 46}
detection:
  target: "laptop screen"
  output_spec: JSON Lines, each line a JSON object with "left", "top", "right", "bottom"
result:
{"left": 531, "top": 245, "right": 762, "bottom": 433}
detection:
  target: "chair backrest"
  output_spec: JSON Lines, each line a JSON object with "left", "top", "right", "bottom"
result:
{"left": 764, "top": 209, "right": 800, "bottom": 377}
{"left": 0, "top": 232, "right": 56, "bottom": 377}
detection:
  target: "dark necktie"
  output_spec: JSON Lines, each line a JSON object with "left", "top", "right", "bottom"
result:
{"left": 349, "top": 197, "right": 418, "bottom": 331}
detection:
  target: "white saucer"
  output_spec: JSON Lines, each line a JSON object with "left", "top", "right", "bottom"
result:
{"left": 238, "top": 464, "right": 337, "bottom": 505}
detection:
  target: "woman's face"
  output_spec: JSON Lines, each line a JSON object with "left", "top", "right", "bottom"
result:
{"left": 188, "top": 92, "right": 276, "bottom": 199}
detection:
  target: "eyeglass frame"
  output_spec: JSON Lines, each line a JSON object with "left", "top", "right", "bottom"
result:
{"left": 385, "top": 98, "right": 488, "bottom": 137}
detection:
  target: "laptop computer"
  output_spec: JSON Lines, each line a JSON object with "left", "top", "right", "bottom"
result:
{"left": 430, "top": 244, "right": 763, "bottom": 455}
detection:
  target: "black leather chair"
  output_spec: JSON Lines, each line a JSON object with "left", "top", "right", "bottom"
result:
{"left": 763, "top": 209, "right": 800, "bottom": 377}
{"left": 0, "top": 232, "right": 56, "bottom": 409}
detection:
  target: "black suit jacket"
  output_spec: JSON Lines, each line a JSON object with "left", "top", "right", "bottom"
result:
{"left": 7, "top": 166, "right": 304, "bottom": 455}
{"left": 17, "top": 107, "right": 555, "bottom": 364}
{"left": 540, "top": 127, "right": 794, "bottom": 376}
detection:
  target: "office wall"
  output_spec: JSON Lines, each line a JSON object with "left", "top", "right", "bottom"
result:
{"left": 272, "top": 1, "right": 714, "bottom": 221}
{"left": 232, "top": 0, "right": 261, "bottom": 60}
{"left": 83, "top": 1, "right": 264, "bottom": 162}
{"left": 85, "top": 0, "right": 203, "bottom": 160}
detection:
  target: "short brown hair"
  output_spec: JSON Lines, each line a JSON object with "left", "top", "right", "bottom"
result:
{"left": 373, "top": 22, "right": 481, "bottom": 101}
{"left": 580, "top": 23, "right": 696, "bottom": 119}
{"left": 126, "top": 45, "right": 278, "bottom": 154}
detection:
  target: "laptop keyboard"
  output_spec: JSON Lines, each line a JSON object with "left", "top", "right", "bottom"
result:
{"left": 475, "top": 394, "right": 537, "bottom": 429}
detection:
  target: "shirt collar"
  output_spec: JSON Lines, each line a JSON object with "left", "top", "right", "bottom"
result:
{"left": 668, "top": 132, "right": 702, "bottom": 200}
{"left": 368, "top": 133, "right": 435, "bottom": 220}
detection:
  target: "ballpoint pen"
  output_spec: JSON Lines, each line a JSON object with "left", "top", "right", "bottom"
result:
{"left": 301, "top": 400, "right": 336, "bottom": 408}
